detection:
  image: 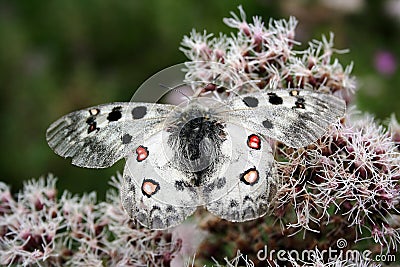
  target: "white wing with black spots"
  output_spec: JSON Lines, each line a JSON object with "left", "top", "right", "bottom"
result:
{"left": 120, "top": 130, "right": 198, "bottom": 229}
{"left": 204, "top": 123, "right": 276, "bottom": 222}
{"left": 46, "top": 102, "right": 175, "bottom": 168}
{"left": 215, "top": 89, "right": 346, "bottom": 148}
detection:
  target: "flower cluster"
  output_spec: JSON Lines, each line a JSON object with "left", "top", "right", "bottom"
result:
{"left": 181, "top": 6, "right": 356, "bottom": 103}
{"left": 275, "top": 109, "right": 400, "bottom": 247}
{"left": 0, "top": 175, "right": 182, "bottom": 266}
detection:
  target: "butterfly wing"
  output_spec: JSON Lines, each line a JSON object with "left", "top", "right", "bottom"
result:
{"left": 217, "top": 89, "right": 345, "bottom": 148}
{"left": 120, "top": 130, "right": 199, "bottom": 229}
{"left": 204, "top": 89, "right": 344, "bottom": 221}
{"left": 203, "top": 123, "right": 277, "bottom": 222}
{"left": 46, "top": 102, "right": 175, "bottom": 168}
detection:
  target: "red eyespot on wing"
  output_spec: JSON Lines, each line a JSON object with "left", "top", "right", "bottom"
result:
{"left": 141, "top": 179, "right": 160, "bottom": 197}
{"left": 240, "top": 168, "right": 259, "bottom": 186}
{"left": 136, "top": 145, "right": 149, "bottom": 162}
{"left": 247, "top": 134, "right": 261, "bottom": 150}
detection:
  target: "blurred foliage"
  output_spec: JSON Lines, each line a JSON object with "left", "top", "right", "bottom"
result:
{"left": 0, "top": 0, "right": 399, "bottom": 198}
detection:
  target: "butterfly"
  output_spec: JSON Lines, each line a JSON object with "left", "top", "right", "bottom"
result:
{"left": 46, "top": 87, "right": 345, "bottom": 229}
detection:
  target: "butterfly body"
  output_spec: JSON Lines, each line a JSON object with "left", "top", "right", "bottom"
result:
{"left": 165, "top": 100, "right": 227, "bottom": 186}
{"left": 46, "top": 88, "right": 345, "bottom": 229}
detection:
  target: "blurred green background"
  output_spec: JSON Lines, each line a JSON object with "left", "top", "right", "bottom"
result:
{"left": 1, "top": 0, "right": 399, "bottom": 198}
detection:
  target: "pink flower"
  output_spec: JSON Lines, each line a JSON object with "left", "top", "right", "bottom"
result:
{"left": 374, "top": 50, "right": 397, "bottom": 76}
{"left": 170, "top": 223, "right": 205, "bottom": 267}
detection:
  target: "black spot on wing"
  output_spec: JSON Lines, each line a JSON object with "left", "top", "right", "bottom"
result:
{"left": 242, "top": 96, "right": 259, "bottom": 107}
{"left": 293, "top": 97, "right": 306, "bottom": 109}
{"left": 262, "top": 119, "right": 273, "bottom": 129}
{"left": 107, "top": 106, "right": 122, "bottom": 121}
{"left": 86, "top": 116, "right": 95, "bottom": 125}
{"left": 121, "top": 133, "right": 132, "bottom": 144}
{"left": 230, "top": 200, "right": 239, "bottom": 207}
{"left": 132, "top": 106, "right": 147, "bottom": 119}
{"left": 175, "top": 180, "right": 185, "bottom": 191}
{"left": 243, "top": 195, "right": 253, "bottom": 202}
{"left": 86, "top": 117, "right": 98, "bottom": 133}
{"left": 165, "top": 205, "right": 174, "bottom": 212}
{"left": 268, "top": 93, "right": 283, "bottom": 105}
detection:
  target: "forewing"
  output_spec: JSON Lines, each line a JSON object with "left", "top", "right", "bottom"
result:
{"left": 205, "top": 123, "right": 277, "bottom": 222}
{"left": 217, "top": 89, "right": 345, "bottom": 148}
{"left": 120, "top": 130, "right": 198, "bottom": 229}
{"left": 46, "top": 102, "right": 175, "bottom": 168}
